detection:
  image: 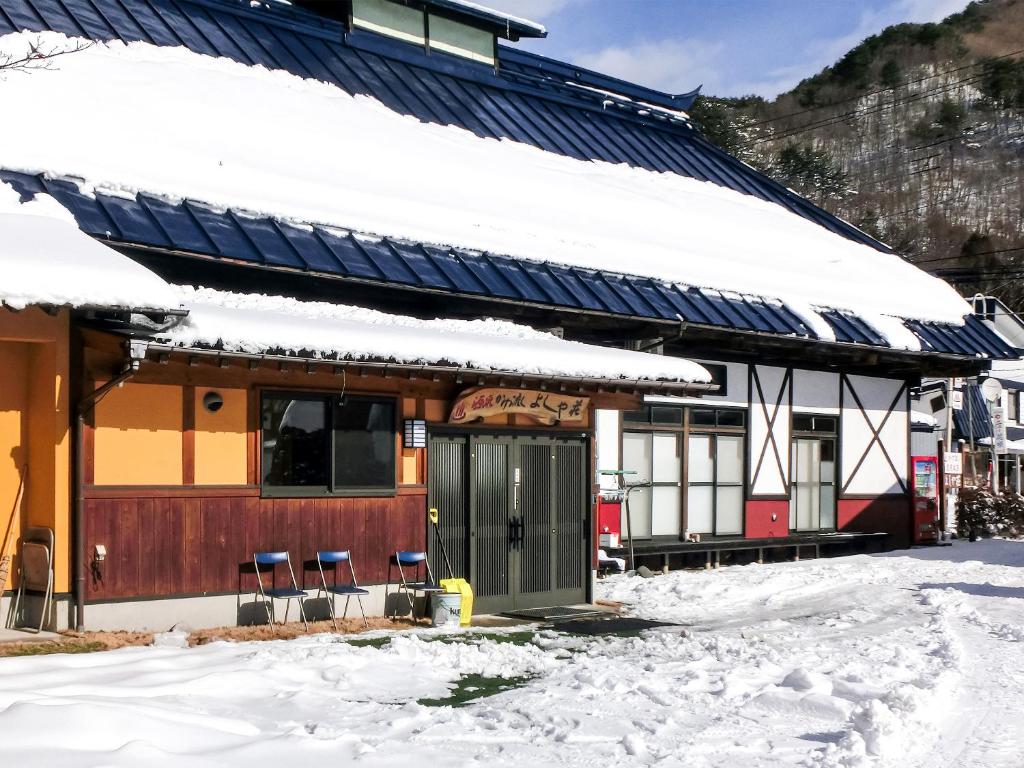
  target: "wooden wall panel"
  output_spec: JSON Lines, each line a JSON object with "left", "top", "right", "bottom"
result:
{"left": 84, "top": 491, "right": 427, "bottom": 600}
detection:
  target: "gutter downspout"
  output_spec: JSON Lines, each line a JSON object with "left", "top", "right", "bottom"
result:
{"left": 73, "top": 341, "right": 148, "bottom": 632}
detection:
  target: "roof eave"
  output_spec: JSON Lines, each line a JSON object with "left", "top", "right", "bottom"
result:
{"left": 142, "top": 342, "right": 717, "bottom": 396}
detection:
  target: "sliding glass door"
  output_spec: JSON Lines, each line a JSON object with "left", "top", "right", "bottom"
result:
{"left": 789, "top": 415, "right": 836, "bottom": 532}
{"left": 621, "top": 431, "right": 682, "bottom": 537}
{"left": 686, "top": 432, "right": 744, "bottom": 535}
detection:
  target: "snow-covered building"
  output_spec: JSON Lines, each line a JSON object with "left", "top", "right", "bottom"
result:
{"left": 0, "top": 0, "right": 1018, "bottom": 630}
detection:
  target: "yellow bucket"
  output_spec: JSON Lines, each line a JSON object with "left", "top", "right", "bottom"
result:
{"left": 440, "top": 578, "right": 473, "bottom": 626}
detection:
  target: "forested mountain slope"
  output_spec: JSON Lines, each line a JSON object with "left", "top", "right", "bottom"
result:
{"left": 692, "top": 0, "right": 1024, "bottom": 310}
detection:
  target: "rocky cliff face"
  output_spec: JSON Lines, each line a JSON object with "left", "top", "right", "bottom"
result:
{"left": 693, "top": 0, "right": 1024, "bottom": 310}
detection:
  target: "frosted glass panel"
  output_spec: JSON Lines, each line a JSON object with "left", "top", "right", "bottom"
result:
{"left": 353, "top": 0, "right": 425, "bottom": 44}
{"left": 796, "top": 483, "right": 818, "bottom": 530}
{"left": 624, "top": 486, "right": 652, "bottom": 538}
{"left": 429, "top": 13, "right": 495, "bottom": 64}
{"left": 652, "top": 433, "right": 681, "bottom": 482}
{"left": 688, "top": 435, "right": 714, "bottom": 483}
{"left": 716, "top": 486, "right": 743, "bottom": 534}
{"left": 717, "top": 436, "right": 744, "bottom": 484}
{"left": 651, "top": 486, "right": 681, "bottom": 536}
{"left": 795, "top": 439, "right": 820, "bottom": 482}
{"left": 687, "top": 485, "right": 713, "bottom": 533}
{"left": 820, "top": 484, "right": 835, "bottom": 529}
{"left": 622, "top": 432, "right": 652, "bottom": 483}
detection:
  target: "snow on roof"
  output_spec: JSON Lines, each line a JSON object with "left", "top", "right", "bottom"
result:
{"left": 162, "top": 287, "right": 712, "bottom": 384}
{"left": 432, "top": 0, "right": 547, "bottom": 35}
{"left": 910, "top": 410, "right": 938, "bottom": 428}
{"left": 0, "top": 33, "right": 970, "bottom": 340}
{"left": 0, "top": 181, "right": 181, "bottom": 312}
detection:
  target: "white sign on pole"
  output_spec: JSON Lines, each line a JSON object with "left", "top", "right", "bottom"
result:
{"left": 992, "top": 406, "right": 1008, "bottom": 453}
{"left": 950, "top": 389, "right": 963, "bottom": 411}
{"left": 943, "top": 452, "right": 962, "bottom": 475}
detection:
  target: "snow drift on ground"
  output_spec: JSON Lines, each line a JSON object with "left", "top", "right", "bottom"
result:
{"left": 0, "top": 181, "right": 181, "bottom": 311}
{"left": 0, "top": 32, "right": 971, "bottom": 340}
{"left": 165, "top": 286, "right": 711, "bottom": 382}
{"left": 1, "top": 540, "right": 1022, "bottom": 767}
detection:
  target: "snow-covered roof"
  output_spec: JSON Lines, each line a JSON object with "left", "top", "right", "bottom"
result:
{"left": 0, "top": 182, "right": 181, "bottom": 312}
{"left": 910, "top": 410, "right": 938, "bottom": 429}
{"left": 158, "top": 287, "right": 712, "bottom": 386}
{"left": 979, "top": 437, "right": 1024, "bottom": 455}
{"left": 0, "top": 32, "right": 972, "bottom": 346}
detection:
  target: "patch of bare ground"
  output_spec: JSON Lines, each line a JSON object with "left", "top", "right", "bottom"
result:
{"left": 0, "top": 617, "right": 426, "bottom": 657}
{"left": 0, "top": 630, "right": 153, "bottom": 657}
{"left": 189, "top": 616, "right": 425, "bottom": 645}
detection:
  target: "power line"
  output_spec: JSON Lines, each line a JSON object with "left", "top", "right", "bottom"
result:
{"left": 738, "top": 45, "right": 1024, "bottom": 130}
{"left": 741, "top": 71, "right": 989, "bottom": 148}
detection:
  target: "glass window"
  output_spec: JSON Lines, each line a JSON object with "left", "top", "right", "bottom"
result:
{"left": 622, "top": 431, "right": 682, "bottom": 538}
{"left": 717, "top": 409, "right": 746, "bottom": 428}
{"left": 691, "top": 409, "right": 716, "bottom": 426}
{"left": 333, "top": 397, "right": 396, "bottom": 490}
{"left": 428, "top": 13, "right": 495, "bottom": 64}
{"left": 262, "top": 396, "right": 329, "bottom": 488}
{"left": 650, "top": 406, "right": 684, "bottom": 425}
{"left": 686, "top": 433, "right": 744, "bottom": 536}
{"left": 261, "top": 392, "right": 396, "bottom": 495}
{"left": 352, "top": 0, "right": 426, "bottom": 44}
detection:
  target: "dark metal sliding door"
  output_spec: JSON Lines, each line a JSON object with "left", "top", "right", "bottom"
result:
{"left": 427, "top": 432, "right": 588, "bottom": 615}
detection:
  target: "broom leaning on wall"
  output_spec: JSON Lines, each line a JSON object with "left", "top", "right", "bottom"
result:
{"left": 0, "top": 465, "right": 27, "bottom": 598}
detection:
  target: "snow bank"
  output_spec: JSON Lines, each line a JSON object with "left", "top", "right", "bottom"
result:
{"left": 0, "top": 181, "right": 181, "bottom": 311}
{"left": 2, "top": 541, "right": 1022, "bottom": 767}
{"left": 164, "top": 286, "right": 711, "bottom": 383}
{"left": 0, "top": 32, "right": 971, "bottom": 336}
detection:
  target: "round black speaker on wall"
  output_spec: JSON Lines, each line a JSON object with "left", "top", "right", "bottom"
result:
{"left": 202, "top": 391, "right": 224, "bottom": 413}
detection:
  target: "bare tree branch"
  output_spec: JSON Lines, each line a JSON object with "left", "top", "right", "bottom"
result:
{"left": 0, "top": 36, "right": 93, "bottom": 75}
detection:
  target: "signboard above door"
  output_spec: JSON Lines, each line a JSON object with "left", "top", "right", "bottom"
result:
{"left": 449, "top": 388, "right": 589, "bottom": 425}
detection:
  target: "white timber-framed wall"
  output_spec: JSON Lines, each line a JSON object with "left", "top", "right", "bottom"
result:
{"left": 595, "top": 358, "right": 913, "bottom": 545}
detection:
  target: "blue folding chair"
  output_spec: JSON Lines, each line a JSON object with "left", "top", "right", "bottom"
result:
{"left": 315, "top": 551, "right": 369, "bottom": 630}
{"left": 390, "top": 551, "right": 443, "bottom": 619}
{"left": 253, "top": 551, "right": 308, "bottom": 631}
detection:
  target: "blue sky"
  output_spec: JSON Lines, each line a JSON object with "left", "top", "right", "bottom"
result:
{"left": 486, "top": 0, "right": 972, "bottom": 97}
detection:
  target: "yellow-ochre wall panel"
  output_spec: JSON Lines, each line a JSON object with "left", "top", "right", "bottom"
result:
{"left": 0, "top": 308, "right": 71, "bottom": 592}
{"left": 94, "top": 383, "right": 183, "bottom": 486}
{"left": 0, "top": 343, "right": 29, "bottom": 592}
{"left": 194, "top": 388, "right": 248, "bottom": 485}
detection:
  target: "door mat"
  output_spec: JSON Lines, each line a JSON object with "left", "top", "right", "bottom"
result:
{"left": 551, "top": 616, "right": 678, "bottom": 635}
{"left": 500, "top": 606, "right": 606, "bottom": 621}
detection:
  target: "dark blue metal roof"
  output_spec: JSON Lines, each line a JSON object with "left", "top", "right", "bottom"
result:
{"left": 0, "top": 0, "right": 885, "bottom": 250}
{"left": 953, "top": 384, "right": 992, "bottom": 441}
{"left": 2, "top": 169, "right": 1016, "bottom": 359}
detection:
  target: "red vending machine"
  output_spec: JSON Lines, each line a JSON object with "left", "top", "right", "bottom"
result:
{"left": 911, "top": 455, "right": 939, "bottom": 544}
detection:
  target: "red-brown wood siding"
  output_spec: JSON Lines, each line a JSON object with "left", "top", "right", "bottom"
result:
{"left": 83, "top": 491, "right": 426, "bottom": 600}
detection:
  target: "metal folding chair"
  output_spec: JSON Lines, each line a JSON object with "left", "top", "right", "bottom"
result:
{"left": 253, "top": 551, "right": 308, "bottom": 631}
{"left": 10, "top": 526, "right": 53, "bottom": 633}
{"left": 389, "top": 551, "right": 442, "bottom": 619}
{"left": 315, "top": 551, "right": 369, "bottom": 630}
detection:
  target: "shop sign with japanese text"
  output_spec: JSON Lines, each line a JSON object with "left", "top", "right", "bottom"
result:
{"left": 449, "top": 388, "right": 588, "bottom": 425}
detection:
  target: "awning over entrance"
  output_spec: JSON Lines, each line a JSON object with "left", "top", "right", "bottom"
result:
{"left": 145, "top": 286, "right": 714, "bottom": 394}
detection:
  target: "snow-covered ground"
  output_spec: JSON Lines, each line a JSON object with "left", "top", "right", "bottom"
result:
{"left": 1, "top": 540, "right": 1021, "bottom": 767}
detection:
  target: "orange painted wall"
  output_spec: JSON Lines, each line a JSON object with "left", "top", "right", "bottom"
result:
{"left": 0, "top": 308, "right": 71, "bottom": 592}
{"left": 94, "top": 383, "right": 183, "bottom": 486}
{"left": 194, "top": 388, "right": 248, "bottom": 485}
{"left": 0, "top": 343, "right": 29, "bottom": 592}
